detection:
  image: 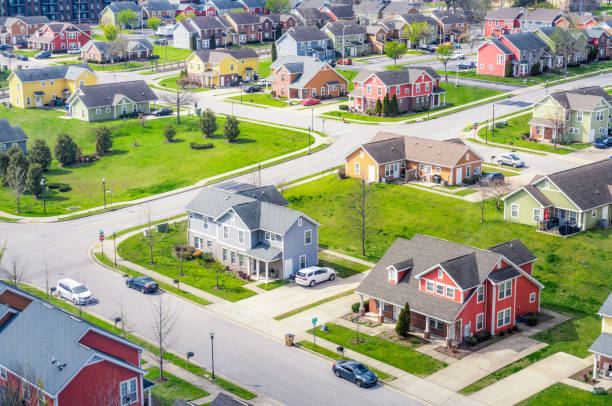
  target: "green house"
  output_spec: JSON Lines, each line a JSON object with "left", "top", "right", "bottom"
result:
{"left": 67, "top": 80, "right": 157, "bottom": 122}
{"left": 503, "top": 160, "right": 612, "bottom": 234}
{"left": 321, "top": 21, "right": 369, "bottom": 57}
{"left": 528, "top": 86, "right": 611, "bottom": 144}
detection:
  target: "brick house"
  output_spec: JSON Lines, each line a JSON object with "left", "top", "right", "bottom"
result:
{"left": 518, "top": 8, "right": 563, "bottom": 32}
{"left": 173, "top": 16, "right": 228, "bottom": 49}
{"left": 0, "top": 15, "right": 49, "bottom": 46}
{"left": 483, "top": 7, "right": 524, "bottom": 37}
{"left": 224, "top": 12, "right": 263, "bottom": 44}
{"left": 430, "top": 10, "right": 469, "bottom": 43}
{"left": 80, "top": 39, "right": 153, "bottom": 62}
{"left": 590, "top": 291, "right": 612, "bottom": 380}
{"left": 366, "top": 24, "right": 388, "bottom": 54}
{"left": 345, "top": 132, "right": 481, "bottom": 185}
{"left": 140, "top": 0, "right": 177, "bottom": 25}
{"left": 0, "top": 282, "right": 154, "bottom": 406}
{"left": 353, "top": 0, "right": 386, "bottom": 25}
{"left": 270, "top": 55, "right": 348, "bottom": 99}
{"left": 477, "top": 32, "right": 548, "bottom": 77}
{"left": 397, "top": 13, "right": 438, "bottom": 47}
{"left": 356, "top": 235, "right": 543, "bottom": 345}
{"left": 380, "top": 2, "right": 417, "bottom": 20}
{"left": 349, "top": 67, "right": 446, "bottom": 113}
{"left": 239, "top": 0, "right": 266, "bottom": 14}
{"left": 27, "top": 22, "right": 92, "bottom": 52}
{"left": 585, "top": 28, "right": 611, "bottom": 59}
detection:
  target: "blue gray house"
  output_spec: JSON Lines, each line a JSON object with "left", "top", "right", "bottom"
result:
{"left": 276, "top": 26, "right": 335, "bottom": 61}
{"left": 186, "top": 184, "right": 320, "bottom": 281}
{"left": 0, "top": 119, "right": 28, "bottom": 154}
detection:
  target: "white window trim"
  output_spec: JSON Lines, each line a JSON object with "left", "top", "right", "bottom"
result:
{"left": 476, "top": 313, "right": 484, "bottom": 331}
{"left": 355, "top": 162, "right": 360, "bottom": 175}
{"left": 426, "top": 280, "right": 434, "bottom": 292}
{"left": 476, "top": 286, "right": 484, "bottom": 303}
{"left": 223, "top": 225, "right": 229, "bottom": 240}
{"left": 119, "top": 377, "right": 138, "bottom": 406}
{"left": 498, "top": 280, "right": 512, "bottom": 300}
{"left": 304, "top": 230, "right": 312, "bottom": 245}
{"left": 299, "top": 254, "right": 306, "bottom": 269}
{"left": 446, "top": 287, "right": 455, "bottom": 299}
{"left": 511, "top": 203, "right": 519, "bottom": 219}
{"left": 533, "top": 208, "right": 541, "bottom": 222}
{"left": 496, "top": 307, "right": 511, "bottom": 328}
{"left": 529, "top": 292, "right": 536, "bottom": 303}
{"left": 435, "top": 283, "right": 444, "bottom": 295}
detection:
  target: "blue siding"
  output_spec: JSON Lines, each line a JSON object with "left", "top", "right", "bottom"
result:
{"left": 1, "top": 140, "right": 27, "bottom": 154}
{"left": 282, "top": 217, "right": 318, "bottom": 277}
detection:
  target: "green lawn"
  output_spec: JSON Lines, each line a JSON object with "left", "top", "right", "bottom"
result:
{"left": 0, "top": 108, "right": 308, "bottom": 216}
{"left": 516, "top": 383, "right": 611, "bottom": 405}
{"left": 158, "top": 75, "right": 211, "bottom": 92}
{"left": 13, "top": 49, "right": 38, "bottom": 58}
{"left": 385, "top": 64, "right": 405, "bottom": 70}
{"left": 227, "top": 93, "right": 288, "bottom": 107}
{"left": 318, "top": 252, "right": 370, "bottom": 278}
{"left": 477, "top": 113, "right": 575, "bottom": 154}
{"left": 274, "top": 290, "right": 354, "bottom": 320}
{"left": 117, "top": 222, "right": 257, "bottom": 302}
{"left": 258, "top": 59, "right": 272, "bottom": 78}
{"left": 339, "top": 69, "right": 357, "bottom": 92}
{"left": 146, "top": 367, "right": 209, "bottom": 406}
{"left": 54, "top": 59, "right": 151, "bottom": 71}
{"left": 153, "top": 45, "right": 193, "bottom": 63}
{"left": 0, "top": 71, "right": 10, "bottom": 87}
{"left": 309, "top": 323, "right": 447, "bottom": 377}
{"left": 258, "top": 280, "right": 290, "bottom": 290}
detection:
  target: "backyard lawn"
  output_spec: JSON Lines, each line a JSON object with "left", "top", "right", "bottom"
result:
{"left": 516, "top": 382, "right": 611, "bottom": 405}
{"left": 308, "top": 323, "right": 447, "bottom": 377}
{"left": 318, "top": 251, "right": 370, "bottom": 278}
{"left": 477, "top": 113, "right": 575, "bottom": 154}
{"left": 227, "top": 93, "right": 288, "bottom": 107}
{"left": 117, "top": 222, "right": 257, "bottom": 301}
{"left": 339, "top": 69, "right": 358, "bottom": 91}
{"left": 146, "top": 367, "right": 209, "bottom": 406}
{"left": 158, "top": 75, "right": 211, "bottom": 92}
{"left": 0, "top": 108, "right": 309, "bottom": 216}
{"left": 258, "top": 59, "right": 272, "bottom": 78}
{"left": 153, "top": 45, "right": 193, "bottom": 63}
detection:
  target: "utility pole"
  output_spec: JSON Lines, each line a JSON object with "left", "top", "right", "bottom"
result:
{"left": 491, "top": 103, "right": 495, "bottom": 139}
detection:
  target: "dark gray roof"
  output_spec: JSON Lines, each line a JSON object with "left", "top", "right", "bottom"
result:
{"left": 362, "top": 136, "right": 405, "bottom": 163}
{"left": 236, "top": 185, "right": 288, "bottom": 206}
{"left": 598, "top": 292, "right": 612, "bottom": 318}
{"left": 210, "top": 0, "right": 242, "bottom": 10}
{"left": 489, "top": 37, "right": 513, "bottom": 54}
{"left": 107, "top": 1, "right": 141, "bottom": 13}
{"left": 172, "top": 399, "right": 191, "bottom": 406}
{"left": 324, "top": 5, "right": 353, "bottom": 19}
{"left": 225, "top": 12, "right": 260, "bottom": 25}
{"left": 71, "top": 80, "right": 157, "bottom": 108}
{"left": 485, "top": 7, "right": 524, "bottom": 20}
{"left": 188, "top": 16, "right": 226, "bottom": 31}
{"left": 356, "top": 235, "right": 504, "bottom": 322}
{"left": 12, "top": 64, "right": 93, "bottom": 82}
{"left": 0, "top": 119, "right": 28, "bottom": 144}
{"left": 14, "top": 15, "right": 50, "bottom": 24}
{"left": 488, "top": 266, "right": 521, "bottom": 283}
{"left": 537, "top": 26, "right": 555, "bottom": 38}
{"left": 519, "top": 8, "right": 562, "bottom": 23}
{"left": 398, "top": 13, "right": 436, "bottom": 26}
{"left": 210, "top": 392, "right": 252, "bottom": 406}
{"left": 245, "top": 243, "right": 282, "bottom": 262}
{"left": 353, "top": 0, "right": 386, "bottom": 13}
{"left": 324, "top": 21, "right": 366, "bottom": 35}
{"left": 222, "top": 47, "right": 259, "bottom": 59}
{"left": 359, "top": 66, "right": 440, "bottom": 86}
{"left": 295, "top": 6, "right": 330, "bottom": 21}
{"left": 550, "top": 86, "right": 612, "bottom": 111}
{"left": 285, "top": 25, "right": 330, "bottom": 42}
{"left": 589, "top": 332, "right": 612, "bottom": 357}
{"left": 489, "top": 239, "right": 537, "bottom": 266}
{"left": 382, "top": 1, "right": 416, "bottom": 15}
{"left": 501, "top": 32, "right": 547, "bottom": 51}
{"left": 142, "top": 0, "right": 177, "bottom": 11}
{"left": 431, "top": 10, "right": 469, "bottom": 25}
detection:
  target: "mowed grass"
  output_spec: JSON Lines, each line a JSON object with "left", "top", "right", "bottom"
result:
{"left": 158, "top": 75, "right": 211, "bottom": 92}
{"left": 516, "top": 382, "right": 611, "bottom": 405}
{"left": 153, "top": 45, "right": 193, "bottom": 62}
{"left": 146, "top": 367, "right": 209, "bottom": 406}
{"left": 117, "top": 222, "right": 257, "bottom": 302}
{"left": 339, "top": 69, "right": 357, "bottom": 91}
{"left": 318, "top": 252, "right": 370, "bottom": 278}
{"left": 227, "top": 93, "right": 288, "bottom": 107}
{"left": 0, "top": 71, "right": 9, "bottom": 87}
{"left": 309, "top": 323, "right": 447, "bottom": 377}
{"left": 258, "top": 59, "right": 272, "bottom": 78}
{"left": 0, "top": 108, "right": 307, "bottom": 215}
{"left": 477, "top": 113, "right": 574, "bottom": 154}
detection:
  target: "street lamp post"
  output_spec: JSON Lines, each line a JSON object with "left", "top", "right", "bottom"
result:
{"left": 40, "top": 177, "right": 46, "bottom": 214}
{"left": 308, "top": 126, "right": 311, "bottom": 154}
{"left": 102, "top": 178, "right": 107, "bottom": 210}
{"left": 491, "top": 103, "right": 495, "bottom": 139}
{"left": 210, "top": 332, "right": 216, "bottom": 380}
{"left": 311, "top": 107, "right": 314, "bottom": 133}
{"left": 113, "top": 231, "right": 117, "bottom": 267}
{"left": 108, "top": 188, "right": 113, "bottom": 210}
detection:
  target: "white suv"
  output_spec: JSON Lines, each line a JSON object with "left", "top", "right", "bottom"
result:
{"left": 57, "top": 279, "right": 93, "bottom": 305}
{"left": 295, "top": 266, "right": 336, "bottom": 287}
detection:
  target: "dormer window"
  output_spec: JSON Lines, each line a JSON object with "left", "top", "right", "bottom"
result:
{"left": 438, "top": 269, "right": 443, "bottom": 279}
{"left": 388, "top": 267, "right": 397, "bottom": 283}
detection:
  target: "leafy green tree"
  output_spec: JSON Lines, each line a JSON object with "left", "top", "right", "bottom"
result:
{"left": 29, "top": 139, "right": 52, "bottom": 172}
{"left": 391, "top": 94, "right": 399, "bottom": 115}
{"left": 163, "top": 124, "right": 176, "bottom": 142}
{"left": 7, "top": 147, "right": 28, "bottom": 173}
{"left": 385, "top": 41, "right": 408, "bottom": 66}
{"left": 395, "top": 302, "right": 411, "bottom": 338}
{"left": 26, "top": 163, "right": 43, "bottom": 197}
{"left": 190, "top": 34, "right": 197, "bottom": 50}
{"left": 374, "top": 98, "right": 382, "bottom": 115}
{"left": 118, "top": 9, "right": 137, "bottom": 29}
{"left": 199, "top": 109, "right": 217, "bottom": 138}
{"left": 275, "top": 25, "right": 283, "bottom": 40}
{"left": 436, "top": 43, "right": 454, "bottom": 71}
{"left": 382, "top": 94, "right": 391, "bottom": 116}
{"left": 530, "top": 61, "right": 541, "bottom": 76}
{"left": 504, "top": 61, "right": 513, "bottom": 77}
{"left": 0, "top": 151, "right": 8, "bottom": 177}
{"left": 147, "top": 16, "right": 161, "bottom": 31}
{"left": 54, "top": 133, "right": 78, "bottom": 166}
{"left": 176, "top": 12, "right": 195, "bottom": 22}
{"left": 404, "top": 21, "right": 429, "bottom": 49}
{"left": 265, "top": 0, "right": 290, "bottom": 13}
{"left": 6, "top": 154, "right": 28, "bottom": 212}
{"left": 223, "top": 116, "right": 240, "bottom": 142}
{"left": 103, "top": 24, "right": 118, "bottom": 41}
{"left": 271, "top": 42, "right": 277, "bottom": 61}
{"left": 550, "top": 27, "right": 584, "bottom": 73}
{"left": 95, "top": 127, "right": 113, "bottom": 156}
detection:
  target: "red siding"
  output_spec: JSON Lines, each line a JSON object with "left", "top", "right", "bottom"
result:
{"left": 492, "top": 278, "right": 516, "bottom": 335}
{"left": 79, "top": 330, "right": 140, "bottom": 367}
{"left": 457, "top": 285, "right": 487, "bottom": 340}
{"left": 420, "top": 267, "right": 462, "bottom": 303}
{"left": 0, "top": 369, "right": 55, "bottom": 406}
{"left": 477, "top": 42, "right": 508, "bottom": 77}
{"left": 520, "top": 262, "right": 533, "bottom": 275}
{"left": 516, "top": 275, "right": 539, "bottom": 316}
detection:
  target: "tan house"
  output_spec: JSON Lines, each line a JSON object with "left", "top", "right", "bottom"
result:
{"left": 366, "top": 25, "right": 388, "bottom": 54}
{"left": 270, "top": 55, "right": 348, "bottom": 100}
{"left": 0, "top": 16, "right": 49, "bottom": 46}
{"left": 80, "top": 39, "right": 153, "bottom": 63}
{"left": 345, "top": 132, "right": 482, "bottom": 185}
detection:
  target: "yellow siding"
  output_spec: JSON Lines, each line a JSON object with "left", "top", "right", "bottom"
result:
{"left": 186, "top": 53, "right": 208, "bottom": 75}
{"left": 10, "top": 70, "right": 97, "bottom": 109}
{"left": 604, "top": 316, "right": 612, "bottom": 334}
{"left": 186, "top": 52, "right": 258, "bottom": 82}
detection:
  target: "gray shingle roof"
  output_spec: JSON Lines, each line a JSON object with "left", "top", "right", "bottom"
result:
{"left": 235, "top": 185, "right": 288, "bottom": 206}
{"left": 241, "top": 0, "right": 265, "bottom": 9}
{"left": 488, "top": 266, "right": 521, "bottom": 283}
{"left": 323, "top": 21, "right": 366, "bottom": 36}
{"left": 14, "top": 15, "right": 50, "bottom": 25}
{"left": 489, "top": 37, "right": 513, "bottom": 54}
{"left": 324, "top": 5, "right": 353, "bottom": 19}
{"left": 210, "top": 392, "right": 252, "bottom": 406}
{"left": 485, "top": 7, "right": 524, "bottom": 20}
{"left": 353, "top": 66, "right": 440, "bottom": 87}
{"left": 598, "top": 292, "right": 612, "bottom": 318}
{"left": 0, "top": 119, "right": 28, "bottom": 144}
{"left": 188, "top": 16, "right": 226, "bottom": 31}
{"left": 225, "top": 12, "right": 260, "bottom": 25}
{"left": 295, "top": 6, "right": 330, "bottom": 21}
{"left": 440, "top": 253, "right": 481, "bottom": 289}
{"left": 210, "top": 0, "right": 242, "bottom": 11}
{"left": 489, "top": 239, "right": 537, "bottom": 266}
{"left": 550, "top": 86, "right": 612, "bottom": 111}
{"left": 107, "top": 1, "right": 141, "bottom": 13}
{"left": 589, "top": 332, "right": 612, "bottom": 357}
{"left": 397, "top": 13, "right": 436, "bottom": 26}
{"left": 382, "top": 1, "right": 417, "bottom": 15}
{"left": 142, "top": 0, "right": 177, "bottom": 11}
{"left": 431, "top": 10, "right": 469, "bottom": 25}
{"left": 519, "top": 8, "right": 562, "bottom": 23}
{"left": 353, "top": 0, "right": 386, "bottom": 13}
{"left": 12, "top": 64, "right": 93, "bottom": 82}
{"left": 285, "top": 25, "right": 330, "bottom": 42}
{"left": 501, "top": 32, "right": 547, "bottom": 51}
{"left": 71, "top": 80, "right": 157, "bottom": 108}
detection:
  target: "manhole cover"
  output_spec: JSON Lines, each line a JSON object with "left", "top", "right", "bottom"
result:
{"left": 66, "top": 206, "right": 81, "bottom": 211}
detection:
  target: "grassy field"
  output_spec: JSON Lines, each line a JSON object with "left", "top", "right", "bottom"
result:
{"left": 158, "top": 75, "right": 211, "bottom": 92}
{"left": 309, "top": 323, "right": 447, "bottom": 377}
{"left": 477, "top": 113, "right": 575, "bottom": 154}
{"left": 339, "top": 69, "right": 358, "bottom": 91}
{"left": 318, "top": 251, "right": 370, "bottom": 278}
{"left": 0, "top": 108, "right": 309, "bottom": 216}
{"left": 146, "top": 367, "right": 209, "bottom": 406}
{"left": 516, "top": 382, "right": 611, "bottom": 405}
{"left": 13, "top": 49, "right": 38, "bottom": 58}
{"left": 227, "top": 93, "right": 288, "bottom": 107}
{"left": 0, "top": 70, "right": 10, "bottom": 87}
{"left": 53, "top": 59, "right": 151, "bottom": 71}
{"left": 258, "top": 59, "right": 272, "bottom": 78}
{"left": 153, "top": 45, "right": 193, "bottom": 63}
{"left": 117, "top": 222, "right": 257, "bottom": 302}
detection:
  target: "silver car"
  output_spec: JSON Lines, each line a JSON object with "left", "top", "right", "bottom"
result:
{"left": 496, "top": 153, "right": 524, "bottom": 168}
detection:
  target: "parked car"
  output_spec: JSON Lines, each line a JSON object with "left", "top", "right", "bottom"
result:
{"left": 257, "top": 78, "right": 271, "bottom": 87}
{"left": 16, "top": 54, "right": 28, "bottom": 61}
{"left": 295, "top": 266, "right": 336, "bottom": 287}
{"left": 125, "top": 276, "right": 159, "bottom": 294}
{"left": 450, "top": 52, "right": 465, "bottom": 60}
{"left": 594, "top": 137, "right": 612, "bottom": 149}
{"left": 244, "top": 85, "right": 261, "bottom": 93}
{"left": 152, "top": 108, "right": 173, "bottom": 116}
{"left": 35, "top": 51, "right": 51, "bottom": 59}
{"left": 301, "top": 98, "right": 321, "bottom": 106}
{"left": 337, "top": 58, "right": 352, "bottom": 65}
{"left": 480, "top": 172, "right": 505, "bottom": 185}
{"left": 328, "top": 60, "right": 336, "bottom": 67}
{"left": 332, "top": 361, "right": 378, "bottom": 387}
{"left": 67, "top": 49, "right": 80, "bottom": 54}
{"left": 453, "top": 43, "right": 461, "bottom": 49}
{"left": 153, "top": 39, "right": 168, "bottom": 45}
{"left": 496, "top": 153, "right": 524, "bottom": 168}
{"left": 0, "top": 44, "right": 12, "bottom": 51}
{"left": 458, "top": 60, "right": 476, "bottom": 69}
{"left": 57, "top": 278, "right": 93, "bottom": 305}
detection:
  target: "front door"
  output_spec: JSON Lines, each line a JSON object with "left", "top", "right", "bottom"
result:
{"left": 589, "top": 129, "right": 595, "bottom": 143}
{"left": 393, "top": 305, "right": 400, "bottom": 321}
{"left": 283, "top": 258, "right": 292, "bottom": 278}
{"left": 559, "top": 209, "right": 567, "bottom": 224}
{"left": 35, "top": 95, "right": 42, "bottom": 107}
{"left": 455, "top": 167, "right": 462, "bottom": 185}
{"left": 368, "top": 165, "right": 375, "bottom": 182}
{"left": 603, "top": 205, "right": 609, "bottom": 221}
{"left": 425, "top": 165, "right": 432, "bottom": 181}
{"left": 464, "top": 322, "right": 471, "bottom": 338}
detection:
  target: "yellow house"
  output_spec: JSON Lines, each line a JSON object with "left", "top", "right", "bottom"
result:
{"left": 590, "top": 291, "right": 612, "bottom": 378}
{"left": 186, "top": 48, "right": 259, "bottom": 87}
{"left": 9, "top": 64, "right": 97, "bottom": 109}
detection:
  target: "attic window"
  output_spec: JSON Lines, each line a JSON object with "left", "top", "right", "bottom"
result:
{"left": 298, "top": 218, "right": 302, "bottom": 227}
{"left": 437, "top": 269, "right": 443, "bottom": 279}
{"left": 388, "top": 267, "right": 397, "bottom": 283}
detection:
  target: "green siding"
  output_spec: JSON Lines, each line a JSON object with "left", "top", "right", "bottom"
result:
{"left": 71, "top": 95, "right": 152, "bottom": 122}
{"left": 534, "top": 179, "right": 578, "bottom": 211}
{"left": 584, "top": 205, "right": 611, "bottom": 229}
{"left": 504, "top": 189, "right": 543, "bottom": 225}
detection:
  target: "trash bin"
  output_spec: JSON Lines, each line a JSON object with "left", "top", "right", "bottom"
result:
{"left": 285, "top": 333, "right": 295, "bottom": 347}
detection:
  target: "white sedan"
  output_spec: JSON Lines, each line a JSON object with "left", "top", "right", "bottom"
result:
{"left": 295, "top": 266, "right": 336, "bottom": 287}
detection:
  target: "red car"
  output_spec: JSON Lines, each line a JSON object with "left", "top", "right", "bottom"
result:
{"left": 337, "top": 58, "right": 352, "bottom": 65}
{"left": 301, "top": 98, "right": 321, "bottom": 106}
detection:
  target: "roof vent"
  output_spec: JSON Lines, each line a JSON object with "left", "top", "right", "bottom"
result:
{"left": 391, "top": 146, "right": 394, "bottom": 151}
{"left": 510, "top": 242, "right": 513, "bottom": 248}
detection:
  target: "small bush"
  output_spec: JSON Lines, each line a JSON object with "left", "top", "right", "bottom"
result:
{"left": 190, "top": 141, "right": 214, "bottom": 150}
{"left": 339, "top": 104, "right": 349, "bottom": 111}
{"left": 174, "top": 244, "right": 195, "bottom": 260}
{"left": 351, "top": 302, "right": 360, "bottom": 313}
{"left": 337, "top": 167, "right": 347, "bottom": 179}
{"left": 58, "top": 184, "right": 71, "bottom": 192}
{"left": 411, "top": 338, "right": 420, "bottom": 344}
{"left": 527, "top": 314, "right": 538, "bottom": 326}
{"left": 47, "top": 182, "right": 61, "bottom": 189}
{"left": 201, "top": 252, "right": 213, "bottom": 263}
{"left": 476, "top": 331, "right": 491, "bottom": 343}
{"left": 192, "top": 250, "right": 203, "bottom": 258}
{"left": 465, "top": 336, "right": 477, "bottom": 346}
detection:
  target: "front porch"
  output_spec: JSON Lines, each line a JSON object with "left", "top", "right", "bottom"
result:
{"left": 528, "top": 116, "right": 564, "bottom": 142}
{"left": 536, "top": 207, "right": 583, "bottom": 236}
{"left": 244, "top": 244, "right": 284, "bottom": 283}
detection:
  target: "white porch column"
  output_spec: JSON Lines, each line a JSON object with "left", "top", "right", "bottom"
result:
{"left": 247, "top": 257, "right": 251, "bottom": 275}
{"left": 378, "top": 301, "right": 383, "bottom": 322}
{"left": 359, "top": 294, "right": 365, "bottom": 315}
{"left": 256, "top": 259, "right": 260, "bottom": 280}
{"left": 265, "top": 262, "right": 269, "bottom": 283}
{"left": 148, "top": 389, "right": 151, "bottom": 406}
{"left": 593, "top": 354, "right": 599, "bottom": 378}
{"left": 425, "top": 316, "right": 430, "bottom": 332}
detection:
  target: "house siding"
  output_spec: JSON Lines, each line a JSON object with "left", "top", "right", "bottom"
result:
{"left": 283, "top": 217, "right": 318, "bottom": 278}
{"left": 504, "top": 189, "right": 542, "bottom": 225}
{"left": 0, "top": 140, "right": 27, "bottom": 154}
{"left": 477, "top": 42, "right": 507, "bottom": 77}
{"left": 516, "top": 275, "right": 540, "bottom": 315}
{"left": 79, "top": 330, "right": 140, "bottom": 366}
{"left": 345, "top": 147, "right": 378, "bottom": 181}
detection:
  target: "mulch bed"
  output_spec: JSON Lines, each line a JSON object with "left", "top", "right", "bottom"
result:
{"left": 570, "top": 366, "right": 600, "bottom": 385}
{"left": 434, "top": 345, "right": 471, "bottom": 360}
{"left": 341, "top": 313, "right": 382, "bottom": 328}
{"left": 376, "top": 329, "right": 428, "bottom": 348}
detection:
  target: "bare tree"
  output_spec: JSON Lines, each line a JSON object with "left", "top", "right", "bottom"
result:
{"left": 6, "top": 163, "right": 27, "bottom": 213}
{"left": 4, "top": 252, "right": 25, "bottom": 287}
{"left": 109, "top": 35, "right": 130, "bottom": 67}
{"left": 157, "top": 84, "right": 195, "bottom": 125}
{"left": 345, "top": 179, "right": 378, "bottom": 257}
{"left": 91, "top": 368, "right": 122, "bottom": 405}
{"left": 141, "top": 206, "right": 167, "bottom": 265}
{"left": 478, "top": 178, "right": 506, "bottom": 223}
{"left": 116, "top": 294, "right": 132, "bottom": 338}
{"left": 0, "top": 362, "right": 44, "bottom": 406}
{"left": 150, "top": 295, "right": 179, "bottom": 381}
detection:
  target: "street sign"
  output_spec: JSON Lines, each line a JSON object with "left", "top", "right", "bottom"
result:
{"left": 99, "top": 230, "right": 104, "bottom": 235}
{"left": 311, "top": 317, "right": 317, "bottom": 327}
{"left": 99, "top": 235, "right": 105, "bottom": 242}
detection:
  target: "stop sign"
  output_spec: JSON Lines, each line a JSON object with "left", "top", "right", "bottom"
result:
{"left": 99, "top": 235, "right": 105, "bottom": 242}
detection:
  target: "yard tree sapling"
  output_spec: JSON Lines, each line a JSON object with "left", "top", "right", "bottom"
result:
{"left": 396, "top": 303, "right": 411, "bottom": 338}
{"left": 6, "top": 148, "right": 29, "bottom": 212}
{"left": 0, "top": 151, "right": 8, "bottom": 177}
{"left": 150, "top": 295, "right": 179, "bottom": 381}
{"left": 163, "top": 123, "right": 176, "bottom": 142}
{"left": 199, "top": 109, "right": 217, "bottom": 138}
{"left": 404, "top": 21, "right": 428, "bottom": 49}
{"left": 103, "top": 24, "right": 118, "bottom": 42}
{"left": 94, "top": 126, "right": 113, "bottom": 155}
{"left": 158, "top": 83, "right": 195, "bottom": 125}
{"left": 141, "top": 206, "right": 167, "bottom": 264}
{"left": 345, "top": 178, "right": 378, "bottom": 257}
{"left": 54, "top": 133, "right": 78, "bottom": 166}
{"left": 223, "top": 116, "right": 240, "bottom": 142}
{"left": 385, "top": 41, "right": 407, "bottom": 66}
{"left": 437, "top": 43, "right": 454, "bottom": 72}
{"left": 4, "top": 252, "right": 25, "bottom": 287}
{"left": 26, "top": 163, "right": 44, "bottom": 197}
{"left": 29, "top": 139, "right": 52, "bottom": 171}
{"left": 117, "top": 9, "right": 137, "bottom": 29}
{"left": 147, "top": 17, "right": 161, "bottom": 31}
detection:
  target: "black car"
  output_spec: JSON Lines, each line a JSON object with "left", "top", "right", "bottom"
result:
{"left": 125, "top": 276, "right": 159, "bottom": 293}
{"left": 153, "top": 39, "right": 168, "bottom": 45}
{"left": 458, "top": 61, "right": 477, "bottom": 69}
{"left": 35, "top": 51, "right": 51, "bottom": 59}
{"left": 332, "top": 360, "right": 378, "bottom": 387}
{"left": 480, "top": 172, "right": 505, "bottom": 185}
{"left": 152, "top": 108, "right": 173, "bottom": 116}
{"left": 244, "top": 85, "right": 261, "bottom": 93}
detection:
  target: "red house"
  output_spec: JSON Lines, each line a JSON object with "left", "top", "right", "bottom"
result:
{"left": 356, "top": 235, "right": 543, "bottom": 345}
{"left": 0, "top": 282, "right": 154, "bottom": 406}
{"left": 349, "top": 67, "right": 446, "bottom": 113}
{"left": 27, "top": 23, "right": 92, "bottom": 52}
{"left": 477, "top": 33, "right": 548, "bottom": 77}
{"left": 483, "top": 7, "right": 523, "bottom": 37}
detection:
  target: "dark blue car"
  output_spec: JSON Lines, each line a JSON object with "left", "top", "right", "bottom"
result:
{"left": 594, "top": 137, "right": 612, "bottom": 149}
{"left": 125, "top": 276, "right": 159, "bottom": 294}
{"left": 332, "top": 360, "right": 378, "bottom": 387}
